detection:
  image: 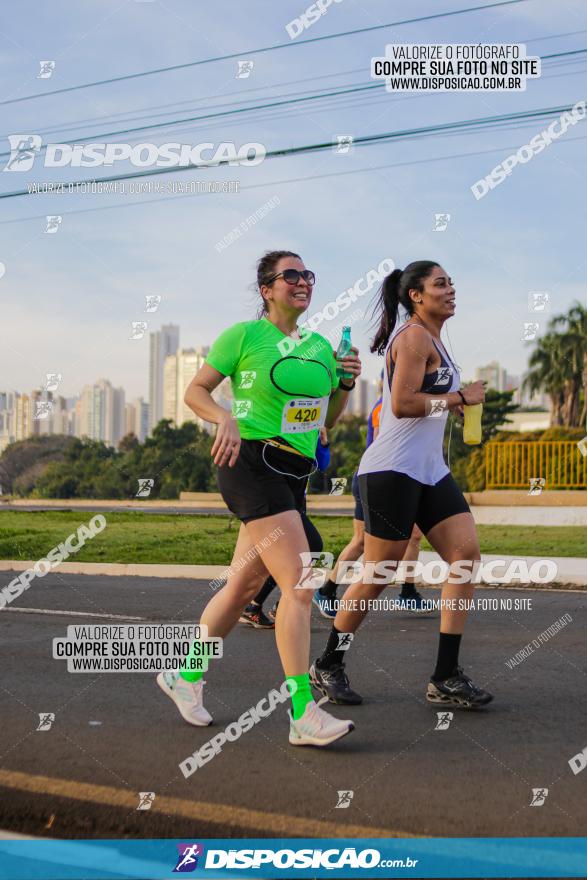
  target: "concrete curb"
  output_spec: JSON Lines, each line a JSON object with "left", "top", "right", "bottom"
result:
{"left": 1, "top": 498, "right": 229, "bottom": 510}
{"left": 2, "top": 500, "right": 587, "bottom": 524}
{"left": 0, "top": 561, "right": 218, "bottom": 580}
{"left": 1, "top": 552, "right": 585, "bottom": 585}
{"left": 4, "top": 490, "right": 587, "bottom": 509}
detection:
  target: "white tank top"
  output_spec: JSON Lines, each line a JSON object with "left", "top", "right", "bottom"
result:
{"left": 358, "top": 321, "right": 460, "bottom": 485}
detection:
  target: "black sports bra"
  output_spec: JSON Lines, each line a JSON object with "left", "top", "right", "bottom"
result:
{"left": 386, "top": 323, "right": 458, "bottom": 394}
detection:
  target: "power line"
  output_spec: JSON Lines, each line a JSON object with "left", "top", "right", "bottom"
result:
{"left": 15, "top": 29, "right": 587, "bottom": 142}
{"left": 0, "top": 102, "right": 576, "bottom": 201}
{"left": 0, "top": 83, "right": 381, "bottom": 161}
{"left": 525, "top": 28, "right": 587, "bottom": 43}
{"left": 1, "top": 47, "right": 583, "bottom": 164}
{"left": 0, "top": 0, "right": 531, "bottom": 108}
{"left": 541, "top": 48, "right": 587, "bottom": 60}
{"left": 3, "top": 134, "right": 584, "bottom": 225}
{"left": 107, "top": 88, "right": 587, "bottom": 155}
{"left": 7, "top": 68, "right": 367, "bottom": 140}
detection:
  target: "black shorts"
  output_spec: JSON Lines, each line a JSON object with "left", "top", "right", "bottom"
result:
{"left": 217, "top": 438, "right": 315, "bottom": 524}
{"left": 357, "top": 470, "right": 470, "bottom": 540}
{"left": 351, "top": 471, "right": 364, "bottom": 522}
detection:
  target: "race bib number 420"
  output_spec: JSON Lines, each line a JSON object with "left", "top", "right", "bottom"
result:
{"left": 281, "top": 397, "right": 328, "bottom": 433}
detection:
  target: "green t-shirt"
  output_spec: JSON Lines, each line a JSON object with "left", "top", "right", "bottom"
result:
{"left": 206, "top": 317, "right": 339, "bottom": 458}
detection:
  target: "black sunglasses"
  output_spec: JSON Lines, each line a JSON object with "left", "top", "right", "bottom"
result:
{"left": 266, "top": 269, "right": 316, "bottom": 286}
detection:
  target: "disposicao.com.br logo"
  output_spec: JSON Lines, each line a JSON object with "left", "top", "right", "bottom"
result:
{"left": 3, "top": 136, "right": 266, "bottom": 171}
{"left": 195, "top": 845, "right": 418, "bottom": 870}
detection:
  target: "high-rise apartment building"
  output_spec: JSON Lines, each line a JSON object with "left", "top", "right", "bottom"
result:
{"left": 475, "top": 360, "right": 507, "bottom": 392}
{"left": 15, "top": 393, "right": 31, "bottom": 441}
{"left": 475, "top": 361, "right": 549, "bottom": 409}
{"left": 163, "top": 354, "right": 178, "bottom": 423}
{"left": 162, "top": 347, "right": 210, "bottom": 429}
{"left": 346, "top": 378, "right": 370, "bottom": 418}
{"left": 0, "top": 391, "right": 16, "bottom": 452}
{"left": 124, "top": 398, "right": 149, "bottom": 442}
{"left": 149, "top": 324, "right": 180, "bottom": 433}
{"left": 78, "top": 379, "right": 125, "bottom": 447}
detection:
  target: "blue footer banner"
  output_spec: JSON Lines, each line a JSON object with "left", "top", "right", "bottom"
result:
{"left": 0, "top": 838, "right": 586, "bottom": 879}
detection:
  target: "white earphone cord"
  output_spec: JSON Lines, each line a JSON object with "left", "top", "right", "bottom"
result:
{"left": 261, "top": 442, "right": 318, "bottom": 480}
{"left": 443, "top": 323, "right": 462, "bottom": 470}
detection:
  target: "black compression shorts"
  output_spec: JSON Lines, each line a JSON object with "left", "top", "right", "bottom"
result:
{"left": 357, "top": 470, "right": 470, "bottom": 540}
{"left": 217, "top": 438, "right": 315, "bottom": 524}
{"left": 351, "top": 471, "right": 364, "bottom": 522}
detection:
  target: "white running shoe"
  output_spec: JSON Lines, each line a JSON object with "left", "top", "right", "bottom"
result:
{"left": 288, "top": 697, "right": 354, "bottom": 747}
{"left": 156, "top": 671, "right": 212, "bottom": 727}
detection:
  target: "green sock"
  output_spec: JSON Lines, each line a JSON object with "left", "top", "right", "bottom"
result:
{"left": 179, "top": 640, "right": 209, "bottom": 683}
{"left": 287, "top": 673, "right": 314, "bottom": 720}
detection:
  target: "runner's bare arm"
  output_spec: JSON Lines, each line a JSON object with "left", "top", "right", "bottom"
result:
{"left": 325, "top": 346, "right": 361, "bottom": 428}
{"left": 185, "top": 364, "right": 241, "bottom": 466}
{"left": 185, "top": 364, "right": 231, "bottom": 423}
{"left": 392, "top": 327, "right": 463, "bottom": 418}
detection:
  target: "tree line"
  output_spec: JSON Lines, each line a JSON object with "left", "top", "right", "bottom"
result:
{"left": 0, "top": 392, "right": 522, "bottom": 498}
{"left": 524, "top": 301, "right": 587, "bottom": 427}
{"left": 2, "top": 299, "right": 585, "bottom": 501}
{"left": 0, "top": 421, "right": 215, "bottom": 499}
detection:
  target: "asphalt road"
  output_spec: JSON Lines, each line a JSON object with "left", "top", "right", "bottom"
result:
{"left": 0, "top": 572, "right": 585, "bottom": 841}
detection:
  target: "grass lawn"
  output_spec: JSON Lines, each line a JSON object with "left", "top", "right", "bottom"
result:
{"left": 0, "top": 510, "right": 584, "bottom": 563}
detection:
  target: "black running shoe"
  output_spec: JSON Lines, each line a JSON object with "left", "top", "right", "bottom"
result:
{"left": 239, "top": 605, "right": 274, "bottom": 629}
{"left": 310, "top": 662, "right": 363, "bottom": 705}
{"left": 426, "top": 666, "right": 493, "bottom": 709}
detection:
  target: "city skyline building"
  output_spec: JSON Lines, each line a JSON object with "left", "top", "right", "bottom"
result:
{"left": 149, "top": 324, "right": 180, "bottom": 433}
{"left": 1, "top": 344, "right": 557, "bottom": 455}
{"left": 162, "top": 346, "right": 210, "bottom": 430}
{"left": 125, "top": 397, "right": 149, "bottom": 442}
{"left": 78, "top": 379, "right": 125, "bottom": 447}
{"left": 475, "top": 360, "right": 507, "bottom": 393}
{"left": 475, "top": 359, "right": 549, "bottom": 409}
{"left": 346, "top": 378, "right": 369, "bottom": 418}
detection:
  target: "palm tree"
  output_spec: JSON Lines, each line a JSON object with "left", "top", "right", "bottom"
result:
{"left": 523, "top": 333, "right": 566, "bottom": 426}
{"left": 555, "top": 303, "right": 587, "bottom": 428}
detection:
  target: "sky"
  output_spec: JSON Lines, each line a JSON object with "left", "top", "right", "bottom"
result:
{"left": 1, "top": 0, "right": 586, "bottom": 400}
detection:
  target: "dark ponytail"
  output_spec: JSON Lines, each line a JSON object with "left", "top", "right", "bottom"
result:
{"left": 370, "top": 260, "right": 440, "bottom": 354}
{"left": 370, "top": 269, "right": 402, "bottom": 355}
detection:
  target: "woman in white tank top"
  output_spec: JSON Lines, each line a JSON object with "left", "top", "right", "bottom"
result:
{"left": 311, "top": 261, "right": 493, "bottom": 711}
{"left": 359, "top": 319, "right": 461, "bottom": 484}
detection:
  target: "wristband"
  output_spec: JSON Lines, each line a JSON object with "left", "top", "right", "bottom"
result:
{"left": 339, "top": 379, "right": 356, "bottom": 392}
{"left": 457, "top": 390, "right": 468, "bottom": 406}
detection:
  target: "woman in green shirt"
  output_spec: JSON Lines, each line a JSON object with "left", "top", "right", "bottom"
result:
{"left": 157, "top": 250, "right": 362, "bottom": 747}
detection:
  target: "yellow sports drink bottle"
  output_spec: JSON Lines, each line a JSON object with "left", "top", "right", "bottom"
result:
{"left": 463, "top": 403, "right": 483, "bottom": 445}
